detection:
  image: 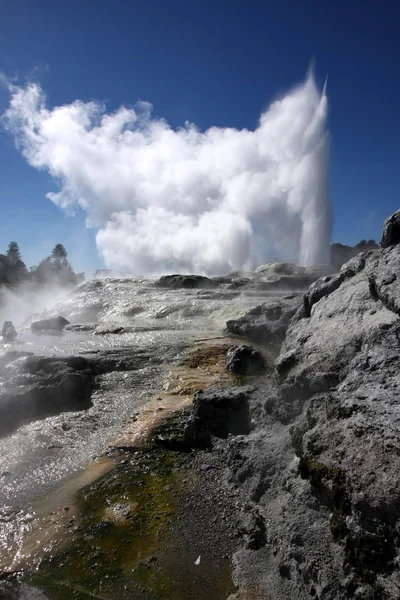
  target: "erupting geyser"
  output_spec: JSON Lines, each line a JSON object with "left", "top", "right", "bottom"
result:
{"left": 2, "top": 72, "right": 331, "bottom": 274}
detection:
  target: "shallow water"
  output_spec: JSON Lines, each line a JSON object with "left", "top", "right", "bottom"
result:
{"left": 0, "top": 277, "right": 269, "bottom": 574}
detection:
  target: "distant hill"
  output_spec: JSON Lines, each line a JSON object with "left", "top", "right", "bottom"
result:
{"left": 331, "top": 240, "right": 379, "bottom": 270}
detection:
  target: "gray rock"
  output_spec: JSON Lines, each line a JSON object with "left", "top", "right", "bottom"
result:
{"left": 226, "top": 294, "right": 302, "bottom": 346}
{"left": 226, "top": 345, "right": 266, "bottom": 376}
{"left": 254, "top": 263, "right": 336, "bottom": 290}
{"left": 236, "top": 503, "right": 267, "bottom": 549}
{"left": 1, "top": 321, "right": 17, "bottom": 342}
{"left": 154, "top": 274, "right": 218, "bottom": 289}
{"left": 380, "top": 208, "right": 400, "bottom": 247}
{"left": 255, "top": 262, "right": 307, "bottom": 276}
{"left": 30, "top": 316, "right": 70, "bottom": 333}
{"left": 0, "top": 354, "right": 93, "bottom": 437}
{"left": 0, "top": 581, "right": 49, "bottom": 599}
{"left": 185, "top": 387, "right": 251, "bottom": 448}
{"left": 228, "top": 236, "right": 400, "bottom": 598}
{"left": 0, "top": 351, "right": 33, "bottom": 369}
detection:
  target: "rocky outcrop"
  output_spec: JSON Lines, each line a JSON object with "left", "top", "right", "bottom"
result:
{"left": 381, "top": 209, "right": 400, "bottom": 248}
{"left": 185, "top": 387, "right": 251, "bottom": 448}
{"left": 228, "top": 215, "right": 400, "bottom": 599}
{"left": 30, "top": 316, "right": 70, "bottom": 333}
{"left": 226, "top": 295, "right": 302, "bottom": 346}
{"left": 1, "top": 321, "right": 17, "bottom": 342}
{"left": 254, "top": 263, "right": 335, "bottom": 291}
{"left": 226, "top": 345, "right": 266, "bottom": 376}
{"left": 155, "top": 274, "right": 218, "bottom": 289}
{"left": 0, "top": 353, "right": 93, "bottom": 437}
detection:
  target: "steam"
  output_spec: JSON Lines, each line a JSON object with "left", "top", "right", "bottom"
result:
{"left": 1, "top": 73, "right": 331, "bottom": 274}
{"left": 0, "top": 284, "right": 70, "bottom": 327}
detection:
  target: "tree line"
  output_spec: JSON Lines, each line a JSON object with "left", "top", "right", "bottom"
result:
{"left": 330, "top": 239, "right": 378, "bottom": 270}
{"left": 0, "top": 241, "right": 84, "bottom": 289}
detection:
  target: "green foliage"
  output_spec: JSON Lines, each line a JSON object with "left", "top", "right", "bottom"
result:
{"left": 51, "top": 243, "right": 68, "bottom": 260}
{"left": 0, "top": 241, "right": 84, "bottom": 292}
{"left": 7, "top": 241, "right": 22, "bottom": 263}
{"left": 0, "top": 242, "right": 28, "bottom": 286}
{"left": 331, "top": 239, "right": 378, "bottom": 270}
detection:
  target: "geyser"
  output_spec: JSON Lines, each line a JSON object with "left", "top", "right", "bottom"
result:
{"left": 1, "top": 73, "right": 331, "bottom": 274}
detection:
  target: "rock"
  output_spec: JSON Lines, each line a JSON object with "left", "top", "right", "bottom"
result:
{"left": 0, "top": 581, "right": 49, "bottom": 599}
{"left": 255, "top": 262, "right": 306, "bottom": 276}
{"left": 154, "top": 274, "right": 218, "bottom": 289}
{"left": 228, "top": 238, "right": 400, "bottom": 598}
{"left": 94, "top": 325, "right": 125, "bottom": 335}
{"left": 65, "top": 323, "right": 95, "bottom": 332}
{"left": 226, "top": 345, "right": 265, "bottom": 376}
{"left": 1, "top": 321, "right": 17, "bottom": 342}
{"left": 0, "top": 354, "right": 93, "bottom": 437}
{"left": 226, "top": 295, "right": 302, "bottom": 346}
{"left": 212, "top": 276, "right": 252, "bottom": 288}
{"left": 215, "top": 264, "right": 336, "bottom": 294}
{"left": 275, "top": 349, "right": 297, "bottom": 377}
{"left": 31, "top": 316, "right": 70, "bottom": 333}
{"left": 0, "top": 351, "right": 33, "bottom": 369}
{"left": 380, "top": 208, "right": 400, "bottom": 247}
{"left": 254, "top": 262, "right": 335, "bottom": 283}
{"left": 185, "top": 387, "right": 251, "bottom": 448}
{"left": 237, "top": 504, "right": 266, "bottom": 549}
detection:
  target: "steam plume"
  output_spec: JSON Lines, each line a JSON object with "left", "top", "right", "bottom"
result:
{"left": 1, "top": 74, "right": 331, "bottom": 274}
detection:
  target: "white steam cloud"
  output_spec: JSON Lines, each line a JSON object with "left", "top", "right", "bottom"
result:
{"left": 1, "top": 73, "right": 331, "bottom": 275}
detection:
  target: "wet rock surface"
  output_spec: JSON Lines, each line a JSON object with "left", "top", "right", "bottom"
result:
{"left": 0, "top": 354, "right": 93, "bottom": 437}
{"left": 3, "top": 234, "right": 400, "bottom": 599}
{"left": 30, "top": 316, "right": 70, "bottom": 333}
{"left": 226, "top": 344, "right": 266, "bottom": 376}
{"left": 2, "top": 321, "right": 17, "bottom": 342}
{"left": 226, "top": 294, "right": 302, "bottom": 346}
{"left": 155, "top": 274, "right": 218, "bottom": 289}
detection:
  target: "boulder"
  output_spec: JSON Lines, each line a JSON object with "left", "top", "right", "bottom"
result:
{"left": 30, "top": 316, "right": 70, "bottom": 333}
{"left": 226, "top": 295, "right": 302, "bottom": 346}
{"left": 2, "top": 321, "right": 17, "bottom": 342}
{"left": 0, "top": 354, "right": 93, "bottom": 437}
{"left": 184, "top": 387, "right": 251, "bottom": 448}
{"left": 226, "top": 345, "right": 266, "bottom": 376}
{"left": 154, "top": 274, "right": 218, "bottom": 289}
{"left": 380, "top": 208, "right": 400, "bottom": 248}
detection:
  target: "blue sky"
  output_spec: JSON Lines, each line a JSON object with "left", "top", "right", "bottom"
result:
{"left": 0, "top": 0, "right": 399, "bottom": 275}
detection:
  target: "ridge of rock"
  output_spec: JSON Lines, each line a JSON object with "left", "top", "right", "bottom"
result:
{"left": 227, "top": 212, "right": 400, "bottom": 599}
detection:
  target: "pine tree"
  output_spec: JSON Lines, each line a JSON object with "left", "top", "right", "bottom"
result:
{"left": 51, "top": 244, "right": 68, "bottom": 260}
{"left": 7, "top": 241, "right": 22, "bottom": 264}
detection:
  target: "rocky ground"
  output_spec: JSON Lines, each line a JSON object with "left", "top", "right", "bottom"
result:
{"left": 2, "top": 214, "right": 400, "bottom": 599}
{"left": 224, "top": 212, "right": 400, "bottom": 600}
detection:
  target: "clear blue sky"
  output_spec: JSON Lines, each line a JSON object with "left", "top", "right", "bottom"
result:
{"left": 0, "top": 0, "right": 399, "bottom": 274}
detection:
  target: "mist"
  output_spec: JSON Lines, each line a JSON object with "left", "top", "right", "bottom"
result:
{"left": 1, "top": 73, "right": 331, "bottom": 275}
{"left": 0, "top": 283, "right": 71, "bottom": 328}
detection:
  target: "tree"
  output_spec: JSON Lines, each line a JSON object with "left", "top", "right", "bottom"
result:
{"left": 7, "top": 241, "right": 22, "bottom": 264}
{"left": 51, "top": 244, "right": 68, "bottom": 260}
